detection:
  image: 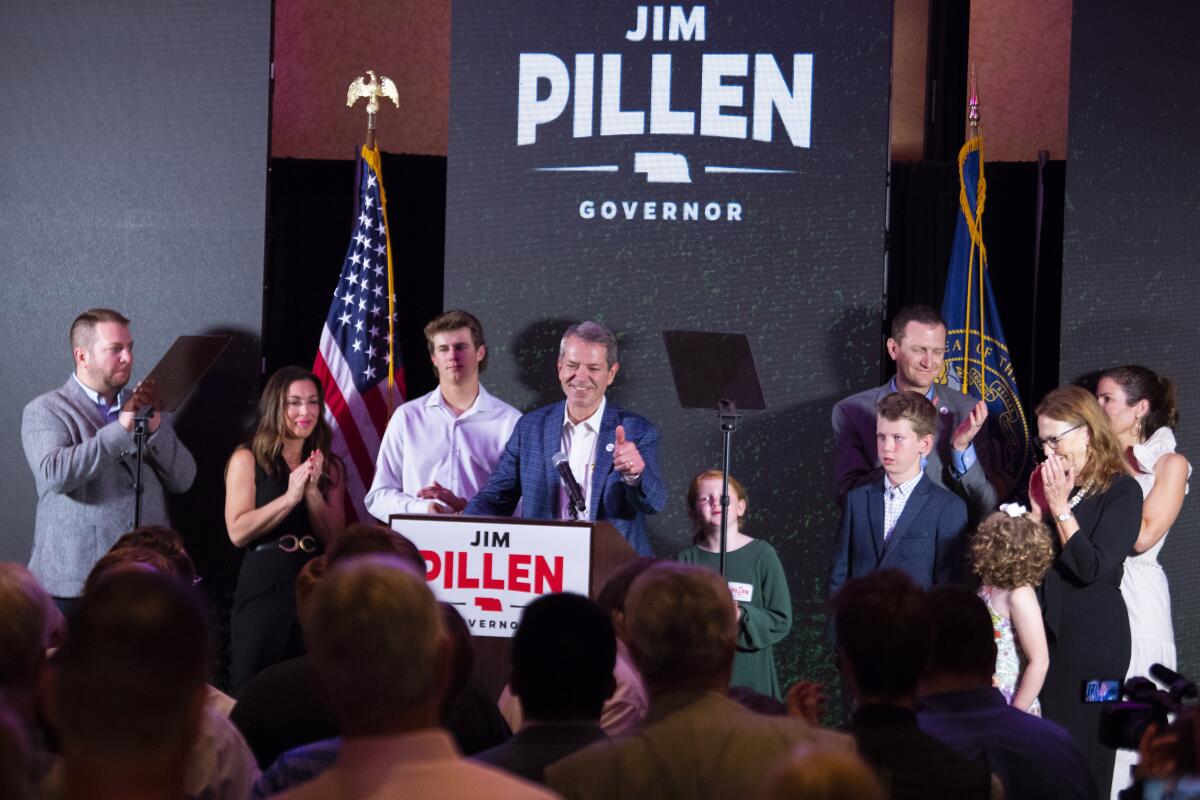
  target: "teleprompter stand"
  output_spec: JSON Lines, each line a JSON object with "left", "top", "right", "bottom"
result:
{"left": 129, "top": 335, "right": 231, "bottom": 526}
{"left": 663, "top": 331, "right": 766, "bottom": 577}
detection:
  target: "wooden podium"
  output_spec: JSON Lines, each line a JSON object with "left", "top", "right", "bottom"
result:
{"left": 387, "top": 514, "right": 639, "bottom": 698}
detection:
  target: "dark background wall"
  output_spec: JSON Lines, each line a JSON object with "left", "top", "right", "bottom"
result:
{"left": 442, "top": 0, "right": 893, "bottom": 689}
{"left": 1058, "top": 2, "right": 1200, "bottom": 677}
{"left": 0, "top": 1, "right": 271, "bottom": 600}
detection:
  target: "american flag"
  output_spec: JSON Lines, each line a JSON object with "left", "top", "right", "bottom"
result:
{"left": 313, "top": 144, "right": 403, "bottom": 521}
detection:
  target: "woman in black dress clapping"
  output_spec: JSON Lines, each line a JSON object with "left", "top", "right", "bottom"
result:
{"left": 225, "top": 367, "right": 345, "bottom": 692}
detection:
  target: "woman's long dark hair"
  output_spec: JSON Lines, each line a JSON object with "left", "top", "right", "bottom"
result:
{"left": 1101, "top": 364, "right": 1179, "bottom": 442}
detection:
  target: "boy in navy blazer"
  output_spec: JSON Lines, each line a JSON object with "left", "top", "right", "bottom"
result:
{"left": 830, "top": 391, "right": 968, "bottom": 596}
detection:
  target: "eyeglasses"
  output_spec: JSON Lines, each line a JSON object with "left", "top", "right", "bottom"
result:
{"left": 1033, "top": 423, "right": 1084, "bottom": 453}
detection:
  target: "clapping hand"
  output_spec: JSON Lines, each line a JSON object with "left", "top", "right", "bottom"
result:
{"left": 119, "top": 379, "right": 163, "bottom": 434}
{"left": 286, "top": 458, "right": 314, "bottom": 505}
{"left": 951, "top": 400, "right": 988, "bottom": 452}
{"left": 1039, "top": 454, "right": 1075, "bottom": 517}
{"left": 304, "top": 450, "right": 326, "bottom": 500}
{"left": 1028, "top": 468, "right": 1048, "bottom": 520}
{"left": 785, "top": 680, "right": 828, "bottom": 727}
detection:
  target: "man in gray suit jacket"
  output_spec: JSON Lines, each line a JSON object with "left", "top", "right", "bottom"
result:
{"left": 21, "top": 309, "right": 195, "bottom": 604}
{"left": 833, "top": 305, "right": 1000, "bottom": 523}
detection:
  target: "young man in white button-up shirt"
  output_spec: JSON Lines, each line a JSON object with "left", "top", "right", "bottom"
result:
{"left": 365, "top": 310, "right": 520, "bottom": 520}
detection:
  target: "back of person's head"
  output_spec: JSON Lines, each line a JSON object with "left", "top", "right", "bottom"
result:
{"left": 595, "top": 557, "right": 662, "bottom": 617}
{"left": 303, "top": 555, "right": 444, "bottom": 735}
{"left": 767, "top": 748, "right": 887, "bottom": 800}
{"left": 294, "top": 555, "right": 327, "bottom": 618}
{"left": 0, "top": 564, "right": 51, "bottom": 691}
{"left": 111, "top": 526, "right": 196, "bottom": 586}
{"left": 439, "top": 602, "right": 474, "bottom": 702}
{"left": 831, "top": 569, "right": 931, "bottom": 702}
{"left": 81, "top": 546, "right": 175, "bottom": 598}
{"left": 327, "top": 523, "right": 426, "bottom": 573}
{"left": 925, "top": 585, "right": 996, "bottom": 682}
{"left": 0, "top": 694, "right": 33, "bottom": 800}
{"left": 52, "top": 570, "right": 210, "bottom": 760}
{"left": 969, "top": 511, "right": 1054, "bottom": 591}
{"left": 512, "top": 593, "right": 616, "bottom": 722}
{"left": 625, "top": 563, "right": 735, "bottom": 687}
{"left": 876, "top": 390, "right": 937, "bottom": 439}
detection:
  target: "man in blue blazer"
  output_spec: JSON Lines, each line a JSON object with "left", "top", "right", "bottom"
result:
{"left": 465, "top": 321, "right": 665, "bottom": 556}
{"left": 829, "top": 391, "right": 968, "bottom": 596}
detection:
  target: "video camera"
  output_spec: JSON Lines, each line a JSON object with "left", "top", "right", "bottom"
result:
{"left": 1095, "top": 664, "right": 1199, "bottom": 751}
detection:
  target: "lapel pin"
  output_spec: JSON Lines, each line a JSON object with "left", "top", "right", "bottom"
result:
{"left": 605, "top": 443, "right": 615, "bottom": 452}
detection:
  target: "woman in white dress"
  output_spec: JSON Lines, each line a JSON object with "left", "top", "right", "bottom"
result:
{"left": 1096, "top": 365, "right": 1190, "bottom": 799}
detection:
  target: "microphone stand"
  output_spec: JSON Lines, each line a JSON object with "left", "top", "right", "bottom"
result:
{"left": 717, "top": 399, "right": 740, "bottom": 578}
{"left": 132, "top": 407, "right": 155, "bottom": 528}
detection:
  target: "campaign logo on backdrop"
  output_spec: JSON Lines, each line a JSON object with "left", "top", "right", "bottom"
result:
{"left": 514, "top": 4, "right": 813, "bottom": 223}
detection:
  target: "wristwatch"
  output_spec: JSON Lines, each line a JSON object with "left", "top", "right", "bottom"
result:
{"left": 1056, "top": 510, "right": 1074, "bottom": 522}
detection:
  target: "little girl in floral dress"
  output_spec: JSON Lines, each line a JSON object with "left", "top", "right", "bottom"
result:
{"left": 970, "top": 505, "right": 1056, "bottom": 715}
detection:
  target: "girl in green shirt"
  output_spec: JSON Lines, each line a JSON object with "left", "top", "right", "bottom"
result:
{"left": 675, "top": 470, "right": 793, "bottom": 700}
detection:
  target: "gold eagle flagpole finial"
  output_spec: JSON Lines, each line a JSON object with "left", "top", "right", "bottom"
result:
{"left": 347, "top": 70, "right": 399, "bottom": 149}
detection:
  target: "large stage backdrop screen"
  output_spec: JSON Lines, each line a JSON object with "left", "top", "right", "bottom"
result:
{"left": 444, "top": 1, "right": 892, "bottom": 687}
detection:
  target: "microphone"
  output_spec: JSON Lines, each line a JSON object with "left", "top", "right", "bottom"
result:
{"left": 552, "top": 452, "right": 586, "bottom": 518}
{"left": 1149, "top": 663, "right": 1199, "bottom": 701}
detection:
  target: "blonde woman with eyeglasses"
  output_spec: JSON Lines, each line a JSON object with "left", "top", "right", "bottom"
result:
{"left": 1029, "top": 385, "right": 1142, "bottom": 799}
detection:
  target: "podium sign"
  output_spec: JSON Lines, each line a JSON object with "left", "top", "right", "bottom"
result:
{"left": 389, "top": 515, "right": 591, "bottom": 638}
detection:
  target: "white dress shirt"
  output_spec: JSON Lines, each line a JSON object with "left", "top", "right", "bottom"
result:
{"left": 560, "top": 397, "right": 606, "bottom": 520}
{"left": 365, "top": 384, "right": 520, "bottom": 520}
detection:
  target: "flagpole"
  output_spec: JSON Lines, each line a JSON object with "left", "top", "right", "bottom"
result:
{"left": 347, "top": 71, "right": 400, "bottom": 411}
{"left": 964, "top": 68, "right": 982, "bottom": 395}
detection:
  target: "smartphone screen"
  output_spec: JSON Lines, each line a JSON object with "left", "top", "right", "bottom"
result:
{"left": 1082, "top": 679, "right": 1122, "bottom": 703}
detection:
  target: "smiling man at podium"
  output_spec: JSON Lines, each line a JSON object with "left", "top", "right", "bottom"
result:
{"left": 465, "top": 321, "right": 665, "bottom": 556}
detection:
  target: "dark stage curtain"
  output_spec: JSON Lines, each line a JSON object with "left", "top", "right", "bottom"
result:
{"left": 263, "top": 153, "right": 448, "bottom": 401}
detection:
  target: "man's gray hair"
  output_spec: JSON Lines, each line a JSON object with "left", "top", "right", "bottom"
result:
{"left": 303, "top": 555, "right": 444, "bottom": 731}
{"left": 560, "top": 321, "right": 619, "bottom": 368}
{"left": 625, "top": 562, "right": 736, "bottom": 684}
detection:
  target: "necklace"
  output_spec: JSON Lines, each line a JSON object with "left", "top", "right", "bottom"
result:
{"left": 1067, "top": 480, "right": 1095, "bottom": 509}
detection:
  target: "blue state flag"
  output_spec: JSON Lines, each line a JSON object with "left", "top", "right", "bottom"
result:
{"left": 937, "top": 136, "right": 1032, "bottom": 499}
